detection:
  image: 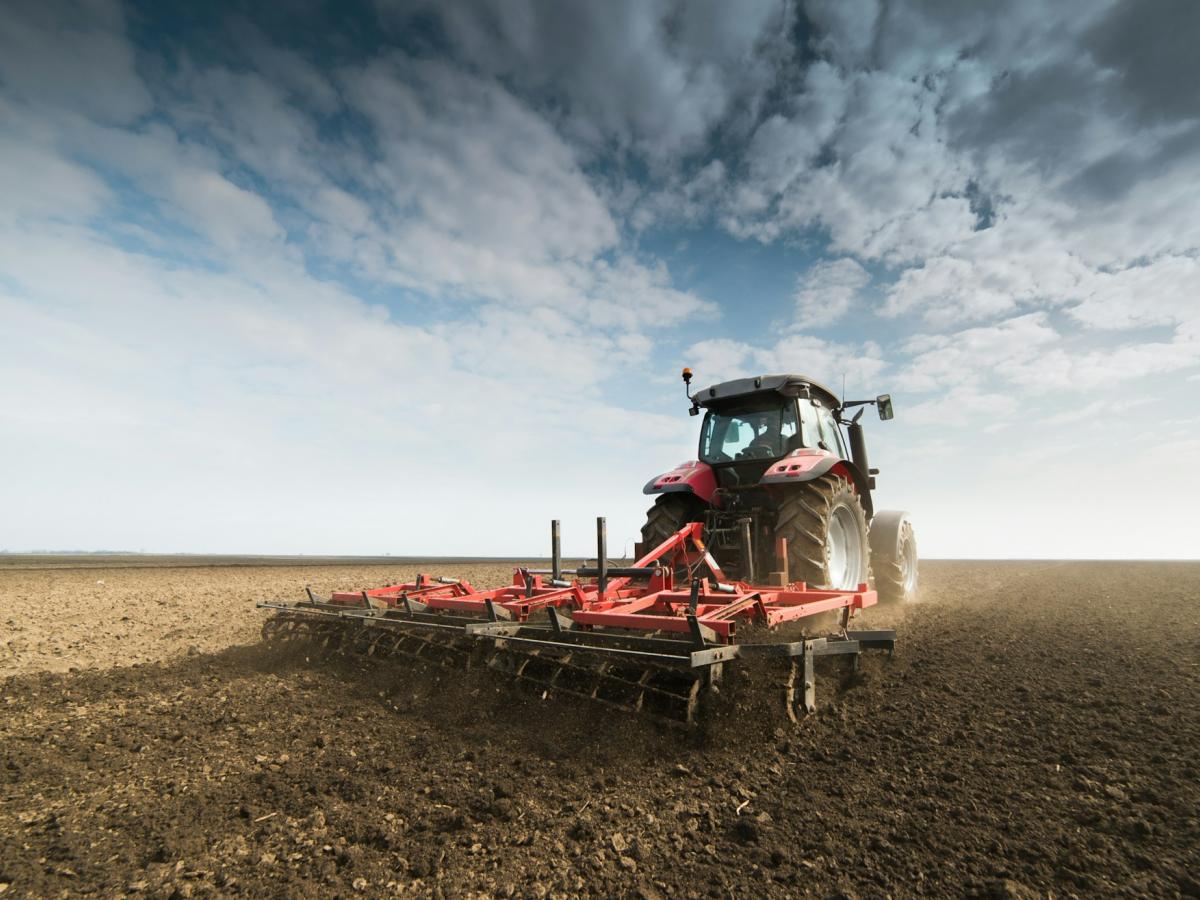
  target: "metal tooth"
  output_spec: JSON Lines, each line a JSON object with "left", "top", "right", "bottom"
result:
{"left": 364, "top": 631, "right": 388, "bottom": 656}
{"left": 348, "top": 627, "right": 375, "bottom": 653}
{"left": 262, "top": 614, "right": 707, "bottom": 725}
{"left": 321, "top": 624, "right": 472, "bottom": 670}
{"left": 496, "top": 651, "right": 702, "bottom": 725}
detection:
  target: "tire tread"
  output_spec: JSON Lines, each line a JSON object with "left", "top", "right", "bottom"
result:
{"left": 774, "top": 474, "right": 869, "bottom": 590}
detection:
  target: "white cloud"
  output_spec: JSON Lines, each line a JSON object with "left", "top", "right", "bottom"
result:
{"left": 344, "top": 56, "right": 619, "bottom": 264}
{"left": 729, "top": 66, "right": 976, "bottom": 263}
{"left": 882, "top": 229, "right": 1092, "bottom": 326}
{"left": 0, "top": 132, "right": 112, "bottom": 223}
{"left": 161, "top": 52, "right": 718, "bottom": 333}
{"left": 895, "top": 313, "right": 1059, "bottom": 393}
{"left": 1070, "top": 255, "right": 1200, "bottom": 331}
{"left": 1042, "top": 396, "right": 1148, "bottom": 426}
{"left": 0, "top": 2, "right": 723, "bottom": 555}
{"left": 1008, "top": 335, "right": 1200, "bottom": 392}
{"left": 894, "top": 309, "right": 1199, "bottom": 399}
{"left": 0, "top": 203, "right": 703, "bottom": 553}
{"left": 901, "top": 385, "right": 1019, "bottom": 428}
{"left": 685, "top": 333, "right": 886, "bottom": 397}
{"left": 792, "top": 258, "right": 870, "bottom": 328}
{"left": 734, "top": 61, "right": 849, "bottom": 215}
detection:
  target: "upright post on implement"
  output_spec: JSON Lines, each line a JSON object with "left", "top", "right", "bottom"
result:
{"left": 596, "top": 517, "right": 608, "bottom": 597}
{"left": 740, "top": 518, "right": 756, "bottom": 584}
{"left": 551, "top": 519, "right": 562, "bottom": 582}
{"left": 770, "top": 537, "right": 789, "bottom": 587}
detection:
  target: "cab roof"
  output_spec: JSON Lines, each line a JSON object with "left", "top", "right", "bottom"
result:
{"left": 694, "top": 373, "right": 841, "bottom": 409}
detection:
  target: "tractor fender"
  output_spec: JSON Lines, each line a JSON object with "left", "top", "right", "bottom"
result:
{"left": 760, "top": 450, "right": 874, "bottom": 518}
{"left": 642, "top": 460, "right": 717, "bottom": 504}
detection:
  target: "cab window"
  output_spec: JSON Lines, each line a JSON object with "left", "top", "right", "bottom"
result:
{"left": 780, "top": 404, "right": 798, "bottom": 449}
{"left": 815, "top": 404, "right": 846, "bottom": 457}
{"left": 700, "top": 402, "right": 800, "bottom": 463}
{"left": 798, "top": 400, "right": 819, "bottom": 448}
{"left": 722, "top": 420, "right": 755, "bottom": 457}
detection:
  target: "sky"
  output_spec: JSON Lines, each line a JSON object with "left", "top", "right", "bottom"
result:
{"left": 1, "top": 0, "right": 1197, "bottom": 559}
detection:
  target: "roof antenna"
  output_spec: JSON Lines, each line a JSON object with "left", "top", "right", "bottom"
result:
{"left": 841, "top": 372, "right": 846, "bottom": 409}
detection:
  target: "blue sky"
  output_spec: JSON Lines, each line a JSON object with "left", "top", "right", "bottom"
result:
{"left": 1, "top": 0, "right": 1198, "bottom": 558}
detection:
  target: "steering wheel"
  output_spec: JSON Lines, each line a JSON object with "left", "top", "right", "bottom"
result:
{"left": 737, "top": 444, "right": 775, "bottom": 460}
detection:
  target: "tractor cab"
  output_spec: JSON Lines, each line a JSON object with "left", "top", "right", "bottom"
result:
{"left": 692, "top": 375, "right": 846, "bottom": 488}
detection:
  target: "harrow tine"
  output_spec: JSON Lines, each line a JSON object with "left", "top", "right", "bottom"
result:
{"left": 547, "top": 607, "right": 569, "bottom": 634}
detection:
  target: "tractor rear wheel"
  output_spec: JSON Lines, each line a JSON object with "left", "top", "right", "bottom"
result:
{"left": 774, "top": 474, "right": 870, "bottom": 590}
{"left": 869, "top": 511, "right": 918, "bottom": 603}
{"left": 641, "top": 494, "right": 701, "bottom": 555}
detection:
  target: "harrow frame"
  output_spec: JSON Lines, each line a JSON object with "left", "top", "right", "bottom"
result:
{"left": 258, "top": 517, "right": 896, "bottom": 722}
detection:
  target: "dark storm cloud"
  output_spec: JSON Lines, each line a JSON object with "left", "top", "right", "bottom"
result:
{"left": 106, "top": 0, "right": 1200, "bottom": 224}
{"left": 402, "top": 0, "right": 1200, "bottom": 262}
{"left": 380, "top": 0, "right": 797, "bottom": 162}
{"left": 1085, "top": 0, "right": 1200, "bottom": 125}
{"left": 1045, "top": 0, "right": 1200, "bottom": 204}
{"left": 947, "top": 60, "right": 1115, "bottom": 181}
{"left": 9, "top": 0, "right": 1199, "bottom": 277}
{"left": 1065, "top": 123, "right": 1200, "bottom": 205}
{"left": 886, "top": 0, "right": 1200, "bottom": 207}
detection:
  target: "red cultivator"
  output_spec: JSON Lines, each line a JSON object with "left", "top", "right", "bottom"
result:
{"left": 259, "top": 517, "right": 895, "bottom": 724}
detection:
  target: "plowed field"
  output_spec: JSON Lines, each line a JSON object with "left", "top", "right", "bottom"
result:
{"left": 2, "top": 560, "right": 1198, "bottom": 898}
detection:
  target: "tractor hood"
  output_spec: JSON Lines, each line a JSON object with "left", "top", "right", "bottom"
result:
{"left": 694, "top": 373, "right": 840, "bottom": 410}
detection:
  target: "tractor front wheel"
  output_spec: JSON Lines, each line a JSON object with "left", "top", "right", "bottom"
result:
{"left": 774, "top": 474, "right": 870, "bottom": 590}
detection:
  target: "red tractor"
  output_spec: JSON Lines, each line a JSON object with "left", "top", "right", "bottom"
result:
{"left": 259, "top": 370, "right": 911, "bottom": 723}
{"left": 641, "top": 371, "right": 917, "bottom": 604}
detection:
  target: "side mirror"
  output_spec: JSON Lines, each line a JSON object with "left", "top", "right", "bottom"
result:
{"left": 876, "top": 394, "right": 894, "bottom": 421}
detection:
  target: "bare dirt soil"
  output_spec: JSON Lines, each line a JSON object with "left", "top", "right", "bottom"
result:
{"left": 0, "top": 562, "right": 536, "bottom": 676}
{"left": 1, "top": 560, "right": 1198, "bottom": 898}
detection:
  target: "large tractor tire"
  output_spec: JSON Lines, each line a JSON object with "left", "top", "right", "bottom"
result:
{"left": 774, "top": 474, "right": 870, "bottom": 590}
{"left": 869, "top": 511, "right": 918, "bottom": 604}
{"left": 641, "top": 494, "right": 701, "bottom": 554}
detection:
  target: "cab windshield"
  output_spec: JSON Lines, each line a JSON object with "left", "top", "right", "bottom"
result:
{"left": 699, "top": 401, "right": 798, "bottom": 463}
